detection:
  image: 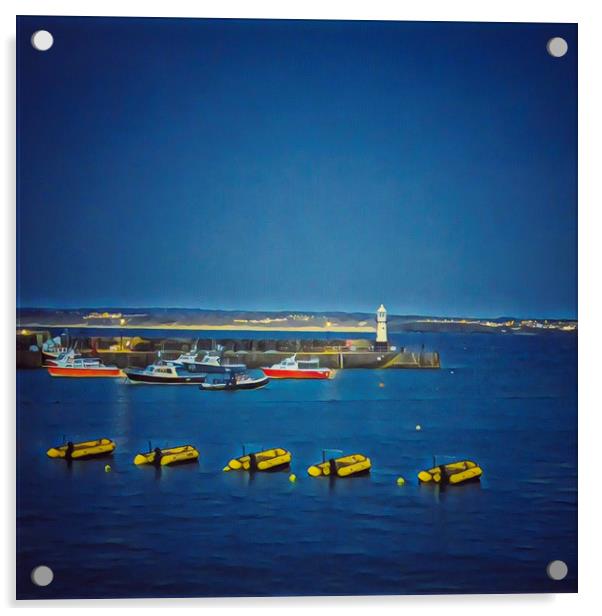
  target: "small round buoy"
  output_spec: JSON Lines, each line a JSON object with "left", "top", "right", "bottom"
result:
{"left": 289, "top": 473, "right": 297, "bottom": 483}
{"left": 104, "top": 464, "right": 111, "bottom": 473}
{"left": 396, "top": 477, "right": 405, "bottom": 486}
{"left": 378, "top": 382, "right": 385, "bottom": 388}
{"left": 415, "top": 424, "right": 422, "bottom": 431}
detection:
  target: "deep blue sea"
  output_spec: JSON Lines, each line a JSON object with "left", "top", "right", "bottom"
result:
{"left": 16, "top": 331, "right": 577, "bottom": 598}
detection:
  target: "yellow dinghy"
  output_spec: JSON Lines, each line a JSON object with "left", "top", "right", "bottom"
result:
{"left": 308, "top": 452, "right": 371, "bottom": 478}
{"left": 134, "top": 445, "right": 199, "bottom": 466}
{"left": 223, "top": 447, "right": 291, "bottom": 472}
{"left": 418, "top": 460, "right": 483, "bottom": 485}
{"left": 47, "top": 438, "right": 116, "bottom": 460}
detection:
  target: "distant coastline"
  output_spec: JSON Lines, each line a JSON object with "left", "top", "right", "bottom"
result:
{"left": 16, "top": 306, "right": 577, "bottom": 336}
{"left": 18, "top": 322, "right": 375, "bottom": 333}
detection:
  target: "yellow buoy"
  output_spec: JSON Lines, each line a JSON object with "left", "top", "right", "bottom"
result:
{"left": 104, "top": 464, "right": 111, "bottom": 473}
{"left": 396, "top": 477, "right": 405, "bottom": 486}
{"left": 378, "top": 382, "right": 385, "bottom": 388}
{"left": 289, "top": 473, "right": 297, "bottom": 483}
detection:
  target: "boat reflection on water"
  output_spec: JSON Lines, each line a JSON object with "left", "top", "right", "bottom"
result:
{"left": 418, "top": 477, "right": 483, "bottom": 505}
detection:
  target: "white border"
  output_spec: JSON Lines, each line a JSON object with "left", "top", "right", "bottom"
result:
{"left": 3, "top": 0, "right": 600, "bottom": 613}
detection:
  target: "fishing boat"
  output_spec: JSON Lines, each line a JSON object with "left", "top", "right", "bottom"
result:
{"left": 47, "top": 352, "right": 123, "bottom": 378}
{"left": 174, "top": 345, "right": 247, "bottom": 374}
{"left": 223, "top": 447, "right": 291, "bottom": 472}
{"left": 307, "top": 451, "right": 371, "bottom": 478}
{"left": 47, "top": 438, "right": 116, "bottom": 460}
{"left": 199, "top": 371, "right": 269, "bottom": 391}
{"left": 43, "top": 347, "right": 70, "bottom": 364}
{"left": 124, "top": 361, "right": 207, "bottom": 384}
{"left": 134, "top": 444, "right": 199, "bottom": 466}
{"left": 41, "top": 337, "right": 73, "bottom": 365}
{"left": 262, "top": 355, "right": 333, "bottom": 379}
{"left": 44, "top": 348, "right": 81, "bottom": 367}
{"left": 418, "top": 460, "right": 483, "bottom": 485}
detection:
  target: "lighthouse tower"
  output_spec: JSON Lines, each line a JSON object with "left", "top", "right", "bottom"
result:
{"left": 374, "top": 304, "right": 389, "bottom": 352}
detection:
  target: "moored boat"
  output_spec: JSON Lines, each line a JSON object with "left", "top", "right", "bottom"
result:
{"left": 418, "top": 460, "right": 483, "bottom": 485}
{"left": 199, "top": 372, "right": 269, "bottom": 391}
{"left": 124, "top": 361, "right": 207, "bottom": 384}
{"left": 262, "top": 355, "right": 333, "bottom": 379}
{"left": 174, "top": 344, "right": 247, "bottom": 374}
{"left": 42, "top": 336, "right": 75, "bottom": 365}
{"left": 307, "top": 451, "right": 371, "bottom": 478}
{"left": 45, "top": 349, "right": 79, "bottom": 367}
{"left": 47, "top": 438, "right": 116, "bottom": 460}
{"left": 44, "top": 347, "right": 82, "bottom": 366}
{"left": 47, "top": 353, "right": 123, "bottom": 378}
{"left": 134, "top": 444, "right": 199, "bottom": 466}
{"left": 223, "top": 447, "right": 291, "bottom": 472}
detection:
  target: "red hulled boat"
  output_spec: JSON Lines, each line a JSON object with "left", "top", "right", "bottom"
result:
{"left": 262, "top": 355, "right": 333, "bottom": 380}
{"left": 47, "top": 351, "right": 124, "bottom": 378}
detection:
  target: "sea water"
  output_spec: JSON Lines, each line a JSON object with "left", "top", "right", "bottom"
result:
{"left": 16, "top": 332, "right": 577, "bottom": 598}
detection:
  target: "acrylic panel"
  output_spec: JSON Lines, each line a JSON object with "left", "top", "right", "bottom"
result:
{"left": 16, "top": 16, "right": 577, "bottom": 599}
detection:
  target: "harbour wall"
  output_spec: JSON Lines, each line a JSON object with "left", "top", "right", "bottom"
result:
{"left": 16, "top": 349, "right": 440, "bottom": 370}
{"left": 16, "top": 333, "right": 440, "bottom": 369}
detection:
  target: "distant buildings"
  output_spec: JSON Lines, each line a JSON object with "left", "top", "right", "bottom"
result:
{"left": 413, "top": 316, "right": 577, "bottom": 332}
{"left": 83, "top": 311, "right": 123, "bottom": 320}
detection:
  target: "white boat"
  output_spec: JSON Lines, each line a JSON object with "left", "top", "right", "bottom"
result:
{"left": 174, "top": 344, "right": 246, "bottom": 374}
{"left": 44, "top": 348, "right": 83, "bottom": 366}
{"left": 47, "top": 351, "right": 123, "bottom": 378}
{"left": 42, "top": 338, "right": 80, "bottom": 365}
{"left": 124, "top": 361, "right": 208, "bottom": 384}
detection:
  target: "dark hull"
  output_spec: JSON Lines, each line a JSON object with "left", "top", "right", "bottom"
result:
{"left": 125, "top": 371, "right": 206, "bottom": 385}
{"left": 200, "top": 376, "right": 269, "bottom": 391}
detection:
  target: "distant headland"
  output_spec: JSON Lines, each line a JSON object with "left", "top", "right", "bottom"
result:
{"left": 16, "top": 307, "right": 577, "bottom": 334}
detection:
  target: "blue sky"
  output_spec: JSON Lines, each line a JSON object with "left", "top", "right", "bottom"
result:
{"left": 17, "top": 17, "right": 577, "bottom": 318}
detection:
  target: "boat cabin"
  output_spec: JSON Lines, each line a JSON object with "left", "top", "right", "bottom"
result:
{"left": 277, "top": 355, "right": 321, "bottom": 369}
{"left": 146, "top": 362, "right": 182, "bottom": 377}
{"left": 57, "top": 355, "right": 103, "bottom": 369}
{"left": 297, "top": 358, "right": 321, "bottom": 369}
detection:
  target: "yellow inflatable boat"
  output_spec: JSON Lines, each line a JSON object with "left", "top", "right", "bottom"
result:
{"left": 418, "top": 460, "right": 483, "bottom": 485}
{"left": 223, "top": 447, "right": 291, "bottom": 472}
{"left": 134, "top": 445, "right": 199, "bottom": 466}
{"left": 46, "top": 438, "right": 116, "bottom": 460}
{"left": 308, "top": 453, "right": 371, "bottom": 478}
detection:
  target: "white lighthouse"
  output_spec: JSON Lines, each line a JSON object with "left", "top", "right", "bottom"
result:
{"left": 375, "top": 304, "right": 389, "bottom": 352}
